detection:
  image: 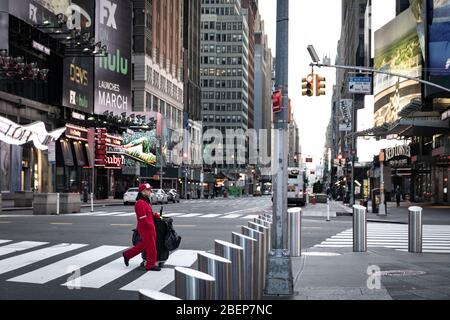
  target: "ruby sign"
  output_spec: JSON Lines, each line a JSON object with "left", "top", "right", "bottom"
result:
{"left": 105, "top": 155, "right": 124, "bottom": 169}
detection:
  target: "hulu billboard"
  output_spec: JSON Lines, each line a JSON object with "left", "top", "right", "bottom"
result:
{"left": 94, "top": 0, "right": 131, "bottom": 116}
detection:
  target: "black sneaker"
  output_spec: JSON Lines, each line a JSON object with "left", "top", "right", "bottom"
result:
{"left": 140, "top": 261, "right": 145, "bottom": 268}
{"left": 122, "top": 253, "right": 129, "bottom": 267}
{"left": 148, "top": 266, "right": 162, "bottom": 272}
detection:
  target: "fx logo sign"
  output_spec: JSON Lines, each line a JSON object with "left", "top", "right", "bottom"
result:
{"left": 70, "top": 91, "right": 77, "bottom": 105}
{"left": 29, "top": 4, "right": 37, "bottom": 23}
{"left": 100, "top": 0, "right": 117, "bottom": 30}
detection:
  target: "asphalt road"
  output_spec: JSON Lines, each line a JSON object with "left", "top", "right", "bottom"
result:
{"left": 0, "top": 197, "right": 353, "bottom": 300}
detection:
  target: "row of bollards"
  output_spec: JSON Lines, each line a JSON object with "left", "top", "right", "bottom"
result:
{"left": 352, "top": 205, "right": 424, "bottom": 253}
{"left": 140, "top": 208, "right": 303, "bottom": 300}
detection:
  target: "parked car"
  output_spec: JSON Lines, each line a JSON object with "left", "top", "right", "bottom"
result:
{"left": 165, "top": 189, "right": 180, "bottom": 203}
{"left": 123, "top": 188, "right": 139, "bottom": 205}
{"left": 149, "top": 190, "right": 158, "bottom": 205}
{"left": 153, "top": 189, "right": 169, "bottom": 204}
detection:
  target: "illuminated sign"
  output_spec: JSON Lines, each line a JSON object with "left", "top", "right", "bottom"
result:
{"left": 384, "top": 145, "right": 411, "bottom": 161}
{"left": 0, "top": 115, "right": 65, "bottom": 150}
{"left": 65, "top": 124, "right": 88, "bottom": 141}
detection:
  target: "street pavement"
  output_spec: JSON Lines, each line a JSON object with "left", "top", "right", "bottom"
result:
{"left": 0, "top": 197, "right": 449, "bottom": 300}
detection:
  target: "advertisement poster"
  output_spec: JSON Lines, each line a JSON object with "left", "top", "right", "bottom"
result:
{"left": 94, "top": 0, "right": 132, "bottom": 116}
{"left": 427, "top": 0, "right": 450, "bottom": 97}
{"left": 374, "top": 8, "right": 423, "bottom": 127}
{"left": 62, "top": 0, "right": 95, "bottom": 113}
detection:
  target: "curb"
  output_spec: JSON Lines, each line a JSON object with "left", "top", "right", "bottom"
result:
{"left": 367, "top": 219, "right": 407, "bottom": 225}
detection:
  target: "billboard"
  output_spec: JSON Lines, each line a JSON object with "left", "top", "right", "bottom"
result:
{"left": 374, "top": 8, "right": 423, "bottom": 127}
{"left": 62, "top": 0, "right": 95, "bottom": 113}
{"left": 426, "top": 0, "right": 450, "bottom": 97}
{"left": 94, "top": 0, "right": 132, "bottom": 116}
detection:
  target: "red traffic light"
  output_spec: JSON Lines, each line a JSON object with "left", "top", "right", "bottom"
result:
{"left": 272, "top": 90, "right": 282, "bottom": 113}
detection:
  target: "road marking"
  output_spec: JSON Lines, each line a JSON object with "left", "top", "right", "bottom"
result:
{"left": 50, "top": 223, "right": 73, "bottom": 226}
{"left": 8, "top": 245, "right": 126, "bottom": 284}
{"left": 115, "top": 213, "right": 135, "bottom": 217}
{"left": 199, "top": 214, "right": 222, "bottom": 218}
{"left": 111, "top": 224, "right": 133, "bottom": 227}
{"left": 0, "top": 241, "right": 48, "bottom": 257}
{"left": 0, "top": 240, "right": 12, "bottom": 245}
{"left": 177, "top": 214, "right": 202, "bottom": 218}
{"left": 120, "top": 268, "right": 175, "bottom": 292}
{"left": 165, "top": 250, "right": 203, "bottom": 267}
{"left": 92, "top": 212, "right": 125, "bottom": 217}
{"left": 224, "top": 207, "right": 268, "bottom": 215}
{"left": 62, "top": 258, "right": 141, "bottom": 289}
{"left": 0, "top": 243, "right": 88, "bottom": 275}
{"left": 241, "top": 215, "right": 259, "bottom": 220}
{"left": 221, "top": 214, "right": 242, "bottom": 219}
{"left": 163, "top": 213, "right": 185, "bottom": 217}
{"left": 0, "top": 221, "right": 11, "bottom": 224}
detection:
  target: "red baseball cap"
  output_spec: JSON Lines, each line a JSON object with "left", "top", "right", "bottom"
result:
{"left": 138, "top": 183, "right": 152, "bottom": 192}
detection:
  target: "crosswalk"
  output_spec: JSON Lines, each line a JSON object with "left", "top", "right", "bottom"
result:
{"left": 64, "top": 212, "right": 262, "bottom": 220}
{"left": 0, "top": 238, "right": 204, "bottom": 294}
{"left": 315, "top": 223, "right": 450, "bottom": 254}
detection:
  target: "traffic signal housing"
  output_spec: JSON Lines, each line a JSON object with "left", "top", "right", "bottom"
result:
{"left": 316, "top": 75, "right": 326, "bottom": 96}
{"left": 302, "top": 74, "right": 315, "bottom": 97}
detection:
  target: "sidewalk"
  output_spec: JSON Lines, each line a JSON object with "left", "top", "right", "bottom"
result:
{"left": 301, "top": 201, "right": 352, "bottom": 218}
{"left": 289, "top": 246, "right": 450, "bottom": 300}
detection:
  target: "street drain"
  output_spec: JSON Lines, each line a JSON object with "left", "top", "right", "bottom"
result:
{"left": 377, "top": 270, "right": 426, "bottom": 277}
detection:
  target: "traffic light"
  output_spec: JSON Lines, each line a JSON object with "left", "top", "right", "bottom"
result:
{"left": 316, "top": 75, "right": 326, "bottom": 96}
{"left": 302, "top": 74, "right": 315, "bottom": 97}
{"left": 272, "top": 90, "right": 282, "bottom": 113}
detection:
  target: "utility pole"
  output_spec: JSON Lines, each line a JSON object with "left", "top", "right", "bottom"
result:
{"left": 265, "top": 0, "right": 293, "bottom": 296}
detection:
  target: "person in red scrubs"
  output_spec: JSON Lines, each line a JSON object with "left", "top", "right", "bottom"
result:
{"left": 123, "top": 183, "right": 161, "bottom": 271}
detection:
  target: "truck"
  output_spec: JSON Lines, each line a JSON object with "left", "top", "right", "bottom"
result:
{"left": 287, "top": 167, "right": 306, "bottom": 207}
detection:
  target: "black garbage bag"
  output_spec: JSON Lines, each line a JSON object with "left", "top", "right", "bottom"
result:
{"left": 164, "top": 218, "right": 182, "bottom": 251}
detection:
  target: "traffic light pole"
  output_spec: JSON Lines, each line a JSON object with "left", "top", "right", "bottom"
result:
{"left": 265, "top": 0, "right": 293, "bottom": 297}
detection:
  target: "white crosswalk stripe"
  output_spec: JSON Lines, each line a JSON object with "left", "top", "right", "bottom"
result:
{"left": 61, "top": 212, "right": 267, "bottom": 220}
{"left": 221, "top": 214, "right": 242, "bottom": 219}
{"left": 0, "top": 239, "right": 203, "bottom": 294}
{"left": 315, "top": 223, "right": 450, "bottom": 253}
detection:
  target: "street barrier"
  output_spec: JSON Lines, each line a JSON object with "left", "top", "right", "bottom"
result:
{"left": 353, "top": 205, "right": 367, "bottom": 252}
{"left": 91, "top": 193, "right": 94, "bottom": 213}
{"left": 197, "top": 252, "right": 232, "bottom": 300}
{"left": 259, "top": 215, "right": 273, "bottom": 223}
{"left": 214, "top": 240, "right": 244, "bottom": 300}
{"left": 254, "top": 218, "right": 272, "bottom": 248}
{"left": 14, "top": 191, "right": 33, "bottom": 208}
{"left": 174, "top": 267, "right": 215, "bottom": 300}
{"left": 231, "top": 232, "right": 257, "bottom": 300}
{"left": 33, "top": 194, "right": 58, "bottom": 215}
{"left": 287, "top": 208, "right": 302, "bottom": 257}
{"left": 409, "top": 207, "right": 423, "bottom": 253}
{"left": 139, "top": 289, "right": 181, "bottom": 300}
{"left": 248, "top": 221, "right": 270, "bottom": 282}
{"left": 242, "top": 226, "right": 264, "bottom": 300}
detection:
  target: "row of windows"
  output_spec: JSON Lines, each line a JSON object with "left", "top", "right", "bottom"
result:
{"left": 202, "top": 79, "right": 244, "bottom": 89}
{"left": 201, "top": 33, "right": 244, "bottom": 43}
{"left": 202, "top": 56, "right": 244, "bottom": 66}
{"left": 202, "top": 103, "right": 244, "bottom": 112}
{"left": 203, "top": 115, "right": 243, "bottom": 124}
{"left": 145, "top": 93, "right": 183, "bottom": 129}
{"left": 201, "top": 91, "right": 245, "bottom": 100}
{"left": 201, "top": 21, "right": 244, "bottom": 31}
{"left": 200, "top": 67, "right": 245, "bottom": 77}
{"left": 145, "top": 66, "right": 183, "bottom": 103}
{"left": 201, "top": 44, "right": 244, "bottom": 54}
{"left": 201, "top": 4, "right": 238, "bottom": 16}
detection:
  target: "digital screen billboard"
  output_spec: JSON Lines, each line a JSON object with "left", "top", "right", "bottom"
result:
{"left": 94, "top": 0, "right": 132, "bottom": 116}
{"left": 374, "top": 8, "right": 423, "bottom": 127}
{"left": 426, "top": 0, "right": 450, "bottom": 97}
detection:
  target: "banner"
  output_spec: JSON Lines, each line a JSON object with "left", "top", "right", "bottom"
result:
{"left": 0, "top": 116, "right": 65, "bottom": 150}
{"left": 94, "top": 0, "right": 132, "bottom": 116}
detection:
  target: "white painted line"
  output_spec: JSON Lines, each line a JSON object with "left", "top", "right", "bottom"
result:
{"left": 0, "top": 241, "right": 48, "bottom": 257}
{"left": 165, "top": 250, "right": 203, "bottom": 267}
{"left": 221, "top": 214, "right": 242, "bottom": 219}
{"left": 8, "top": 245, "right": 125, "bottom": 284}
{"left": 199, "top": 214, "right": 222, "bottom": 218}
{"left": 120, "top": 268, "right": 175, "bottom": 292}
{"left": 241, "top": 215, "right": 259, "bottom": 220}
{"left": 162, "top": 213, "right": 185, "bottom": 217}
{"left": 0, "top": 243, "right": 87, "bottom": 275}
{"left": 115, "top": 213, "right": 136, "bottom": 217}
{"left": 62, "top": 258, "right": 141, "bottom": 289}
{"left": 92, "top": 212, "right": 125, "bottom": 217}
{"left": 177, "top": 214, "right": 202, "bottom": 218}
{"left": 0, "top": 240, "right": 12, "bottom": 245}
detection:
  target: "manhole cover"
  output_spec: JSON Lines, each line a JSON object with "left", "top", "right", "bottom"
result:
{"left": 377, "top": 270, "right": 426, "bottom": 277}
{"left": 302, "top": 252, "right": 341, "bottom": 257}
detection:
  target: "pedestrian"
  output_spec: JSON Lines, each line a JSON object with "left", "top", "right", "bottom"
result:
{"left": 123, "top": 183, "right": 161, "bottom": 272}
{"left": 197, "top": 188, "right": 201, "bottom": 199}
{"left": 395, "top": 186, "right": 401, "bottom": 208}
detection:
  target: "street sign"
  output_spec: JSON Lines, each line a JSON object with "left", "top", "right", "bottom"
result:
{"left": 348, "top": 77, "right": 372, "bottom": 94}
{"left": 339, "top": 99, "right": 353, "bottom": 120}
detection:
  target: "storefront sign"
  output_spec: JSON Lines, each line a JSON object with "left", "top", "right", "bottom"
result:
{"left": 65, "top": 124, "right": 88, "bottom": 142}
{"left": 0, "top": 115, "right": 65, "bottom": 150}
{"left": 385, "top": 145, "right": 411, "bottom": 161}
{"left": 32, "top": 40, "right": 50, "bottom": 55}
{"left": 95, "top": 128, "right": 107, "bottom": 166}
{"left": 105, "top": 155, "right": 124, "bottom": 169}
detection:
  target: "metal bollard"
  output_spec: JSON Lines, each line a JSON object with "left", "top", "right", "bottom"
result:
{"left": 56, "top": 193, "right": 60, "bottom": 215}
{"left": 259, "top": 215, "right": 273, "bottom": 223}
{"left": 254, "top": 218, "right": 271, "bottom": 249}
{"left": 353, "top": 205, "right": 367, "bottom": 252}
{"left": 197, "top": 252, "right": 232, "bottom": 300}
{"left": 287, "top": 208, "right": 302, "bottom": 257}
{"left": 90, "top": 193, "right": 94, "bottom": 213}
{"left": 242, "top": 226, "right": 264, "bottom": 300}
{"left": 408, "top": 207, "right": 423, "bottom": 253}
{"left": 248, "top": 221, "right": 270, "bottom": 286}
{"left": 139, "top": 289, "right": 181, "bottom": 300}
{"left": 174, "top": 267, "right": 215, "bottom": 300}
{"left": 231, "top": 232, "right": 257, "bottom": 300}
{"left": 215, "top": 240, "right": 244, "bottom": 300}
